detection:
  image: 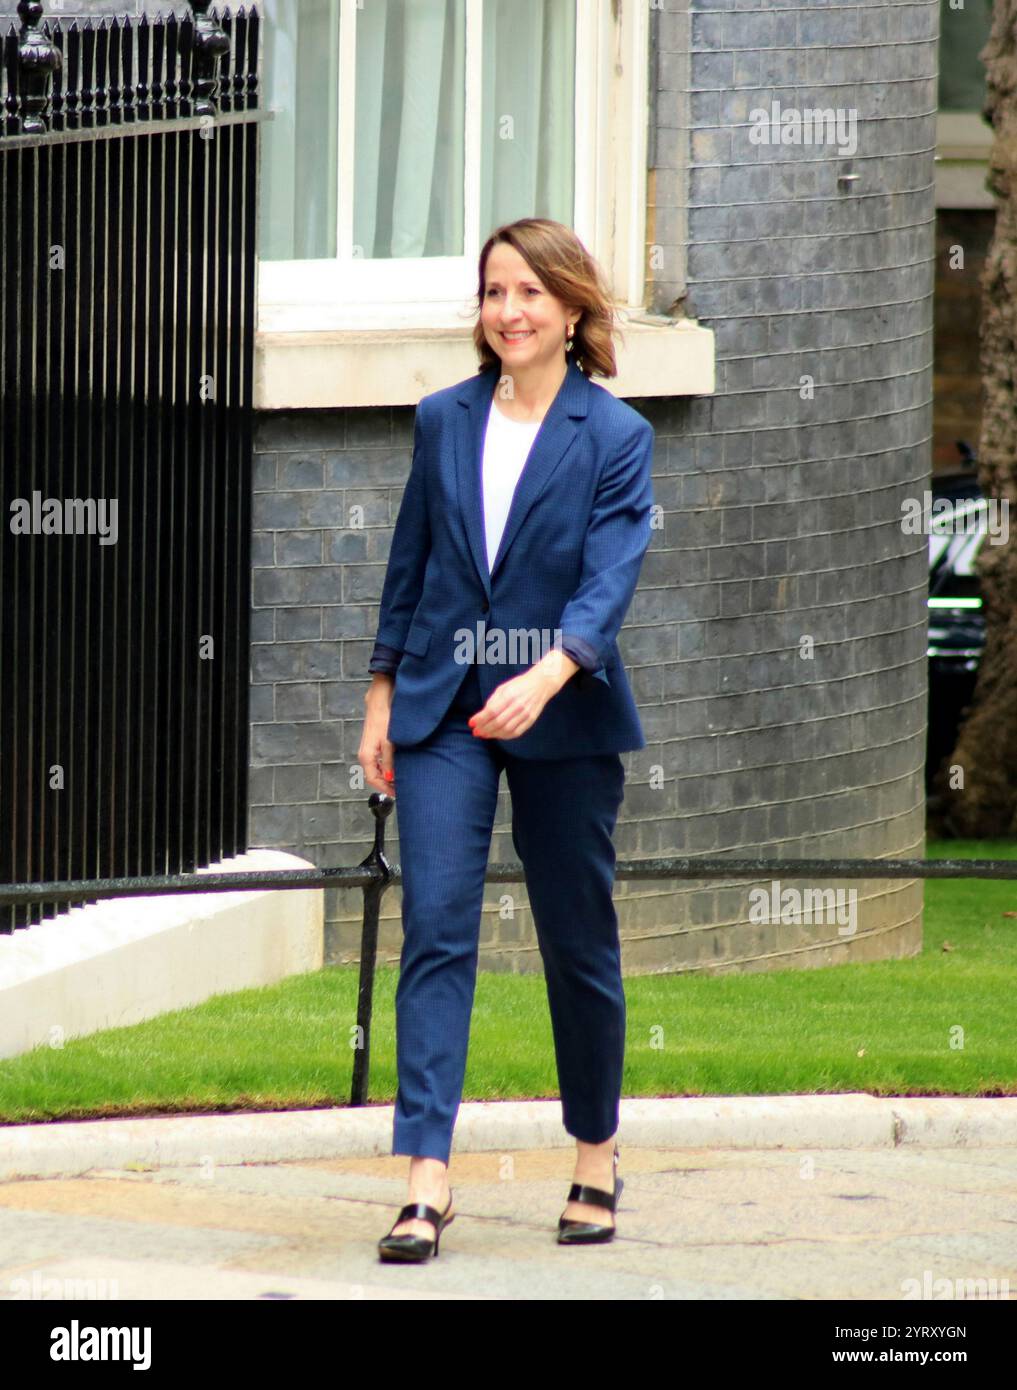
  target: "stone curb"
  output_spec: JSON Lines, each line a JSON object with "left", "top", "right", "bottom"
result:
{"left": 2, "top": 1095, "right": 1016, "bottom": 1181}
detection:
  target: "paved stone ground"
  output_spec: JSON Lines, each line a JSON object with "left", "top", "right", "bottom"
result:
{"left": 1, "top": 1145, "right": 1015, "bottom": 1300}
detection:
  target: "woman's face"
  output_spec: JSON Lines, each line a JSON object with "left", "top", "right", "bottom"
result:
{"left": 480, "top": 242, "right": 578, "bottom": 374}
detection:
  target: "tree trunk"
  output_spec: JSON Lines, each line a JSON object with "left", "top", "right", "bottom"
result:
{"left": 929, "top": 0, "right": 1017, "bottom": 837}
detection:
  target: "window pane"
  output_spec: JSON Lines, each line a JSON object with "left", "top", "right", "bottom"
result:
{"left": 354, "top": 0, "right": 466, "bottom": 258}
{"left": 481, "top": 0, "right": 575, "bottom": 237}
{"left": 259, "top": 0, "right": 340, "bottom": 260}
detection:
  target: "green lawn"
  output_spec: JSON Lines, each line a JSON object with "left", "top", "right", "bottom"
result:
{"left": 1, "top": 839, "right": 1015, "bottom": 1124}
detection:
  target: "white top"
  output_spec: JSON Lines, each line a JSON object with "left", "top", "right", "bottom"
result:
{"left": 481, "top": 397, "right": 542, "bottom": 572}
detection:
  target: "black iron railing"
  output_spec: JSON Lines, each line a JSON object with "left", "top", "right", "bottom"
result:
{"left": 2, "top": 793, "right": 1015, "bottom": 1105}
{"left": 0, "top": 3, "right": 262, "bottom": 932}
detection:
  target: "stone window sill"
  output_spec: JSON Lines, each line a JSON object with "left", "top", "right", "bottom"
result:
{"left": 254, "top": 308, "right": 715, "bottom": 409}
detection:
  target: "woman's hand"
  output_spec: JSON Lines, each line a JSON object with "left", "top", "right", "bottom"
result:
{"left": 359, "top": 679, "right": 397, "bottom": 794}
{"left": 469, "top": 649, "right": 579, "bottom": 740}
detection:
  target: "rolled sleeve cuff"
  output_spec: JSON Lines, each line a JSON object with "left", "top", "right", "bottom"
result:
{"left": 368, "top": 641, "right": 403, "bottom": 675}
{"left": 559, "top": 634, "right": 601, "bottom": 674}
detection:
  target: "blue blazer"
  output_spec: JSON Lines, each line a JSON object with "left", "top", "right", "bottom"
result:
{"left": 368, "top": 355, "right": 655, "bottom": 759}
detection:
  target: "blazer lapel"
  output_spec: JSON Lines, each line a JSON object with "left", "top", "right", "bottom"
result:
{"left": 454, "top": 356, "right": 591, "bottom": 600}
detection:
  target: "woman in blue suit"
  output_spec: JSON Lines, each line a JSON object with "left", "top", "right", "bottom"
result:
{"left": 358, "top": 218, "right": 655, "bottom": 1261}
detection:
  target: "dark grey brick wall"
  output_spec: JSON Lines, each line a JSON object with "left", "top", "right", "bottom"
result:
{"left": 250, "top": 0, "right": 935, "bottom": 973}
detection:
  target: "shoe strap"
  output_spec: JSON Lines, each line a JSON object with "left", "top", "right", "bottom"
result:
{"left": 396, "top": 1201, "right": 443, "bottom": 1229}
{"left": 566, "top": 1181, "right": 617, "bottom": 1213}
{"left": 394, "top": 1190, "right": 452, "bottom": 1229}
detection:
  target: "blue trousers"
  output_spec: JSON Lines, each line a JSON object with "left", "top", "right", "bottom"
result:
{"left": 390, "top": 659, "right": 627, "bottom": 1164}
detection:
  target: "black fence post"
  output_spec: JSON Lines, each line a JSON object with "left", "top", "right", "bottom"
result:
{"left": 13, "top": 1, "right": 60, "bottom": 135}
{"left": 185, "top": 0, "right": 229, "bottom": 118}
{"left": 350, "top": 793, "right": 395, "bottom": 1106}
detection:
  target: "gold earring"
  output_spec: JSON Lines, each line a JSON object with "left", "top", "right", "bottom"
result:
{"left": 565, "top": 324, "right": 575, "bottom": 353}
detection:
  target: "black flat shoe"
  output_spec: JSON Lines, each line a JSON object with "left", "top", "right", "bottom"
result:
{"left": 557, "top": 1145, "right": 622, "bottom": 1245}
{"left": 378, "top": 1190, "right": 455, "bottom": 1263}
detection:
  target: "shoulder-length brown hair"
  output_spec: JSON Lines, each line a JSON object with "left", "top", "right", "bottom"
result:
{"left": 470, "top": 219, "right": 619, "bottom": 379}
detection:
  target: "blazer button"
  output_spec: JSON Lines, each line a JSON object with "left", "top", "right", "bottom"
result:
{"left": 480, "top": 601, "right": 489, "bottom": 614}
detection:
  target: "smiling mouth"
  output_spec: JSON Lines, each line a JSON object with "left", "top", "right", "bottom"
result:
{"left": 501, "top": 330, "right": 534, "bottom": 342}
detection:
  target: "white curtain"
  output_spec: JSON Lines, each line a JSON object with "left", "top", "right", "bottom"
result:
{"left": 259, "top": 0, "right": 340, "bottom": 260}
{"left": 354, "top": 0, "right": 465, "bottom": 258}
{"left": 480, "top": 0, "right": 575, "bottom": 237}
{"left": 258, "top": 0, "right": 575, "bottom": 263}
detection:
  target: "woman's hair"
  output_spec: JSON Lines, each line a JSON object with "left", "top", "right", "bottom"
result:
{"left": 471, "top": 218, "right": 619, "bottom": 379}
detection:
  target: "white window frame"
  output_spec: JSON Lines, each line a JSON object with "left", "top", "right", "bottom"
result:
{"left": 257, "top": 0, "right": 651, "bottom": 330}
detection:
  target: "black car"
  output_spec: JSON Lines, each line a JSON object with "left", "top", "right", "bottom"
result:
{"left": 926, "top": 448, "right": 987, "bottom": 791}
